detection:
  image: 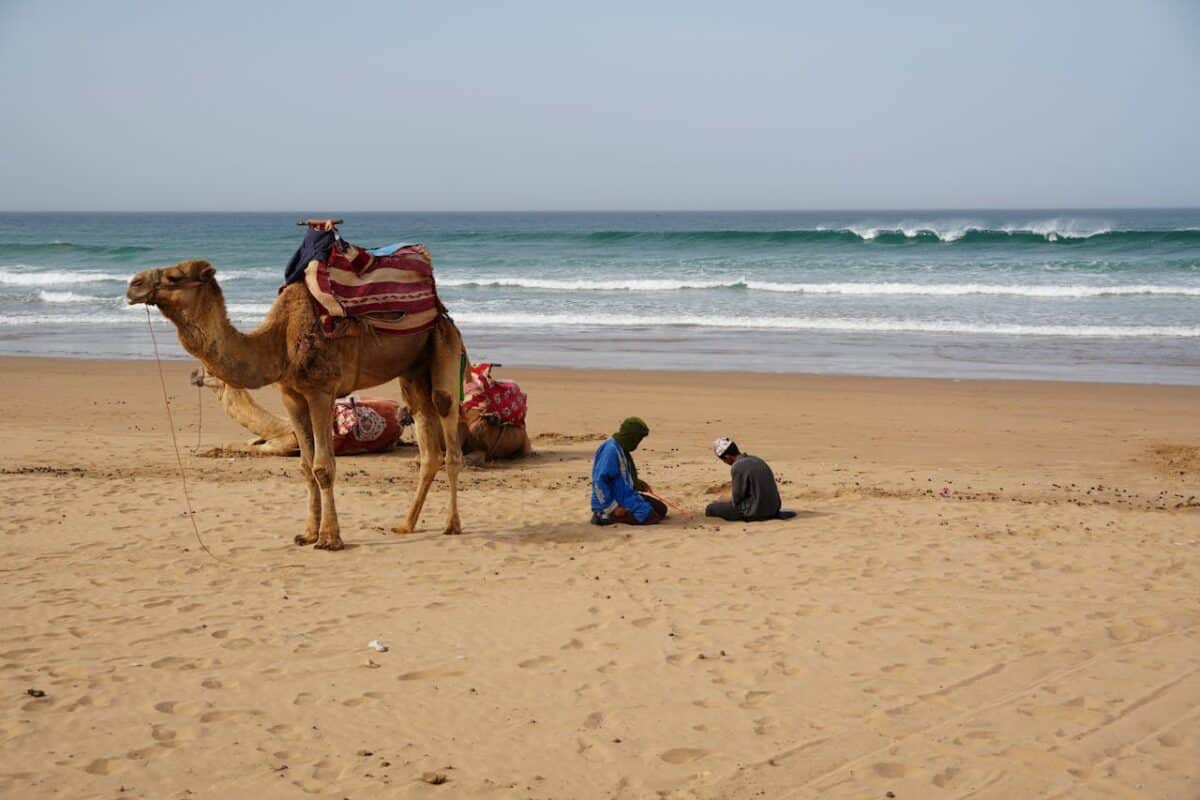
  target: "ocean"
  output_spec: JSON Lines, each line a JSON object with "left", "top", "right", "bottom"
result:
{"left": 1, "top": 210, "right": 1198, "bottom": 384}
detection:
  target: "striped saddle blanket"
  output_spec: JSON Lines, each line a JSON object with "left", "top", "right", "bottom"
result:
{"left": 304, "top": 240, "right": 446, "bottom": 336}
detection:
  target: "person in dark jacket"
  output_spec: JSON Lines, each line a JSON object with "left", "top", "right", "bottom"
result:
{"left": 705, "top": 437, "right": 783, "bottom": 522}
{"left": 590, "top": 417, "right": 667, "bottom": 525}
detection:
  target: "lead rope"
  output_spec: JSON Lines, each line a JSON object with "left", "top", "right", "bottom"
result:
{"left": 145, "top": 308, "right": 219, "bottom": 561}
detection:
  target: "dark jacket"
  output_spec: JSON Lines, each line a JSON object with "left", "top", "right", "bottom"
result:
{"left": 732, "top": 454, "right": 781, "bottom": 520}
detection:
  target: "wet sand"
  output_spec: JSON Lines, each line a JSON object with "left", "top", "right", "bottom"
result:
{"left": 1, "top": 356, "right": 1198, "bottom": 798}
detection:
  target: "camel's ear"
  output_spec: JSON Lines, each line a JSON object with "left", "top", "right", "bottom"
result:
{"left": 199, "top": 262, "right": 216, "bottom": 282}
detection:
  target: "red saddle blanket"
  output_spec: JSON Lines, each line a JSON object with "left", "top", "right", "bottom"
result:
{"left": 462, "top": 363, "right": 528, "bottom": 428}
{"left": 332, "top": 396, "right": 405, "bottom": 455}
{"left": 304, "top": 240, "right": 446, "bottom": 336}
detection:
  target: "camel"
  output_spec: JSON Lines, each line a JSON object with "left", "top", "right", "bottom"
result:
{"left": 127, "top": 258, "right": 465, "bottom": 550}
{"left": 192, "top": 368, "right": 532, "bottom": 461}
{"left": 190, "top": 368, "right": 406, "bottom": 456}
{"left": 190, "top": 368, "right": 298, "bottom": 455}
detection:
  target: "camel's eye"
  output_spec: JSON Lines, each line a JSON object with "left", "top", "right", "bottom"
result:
{"left": 165, "top": 274, "right": 180, "bottom": 283}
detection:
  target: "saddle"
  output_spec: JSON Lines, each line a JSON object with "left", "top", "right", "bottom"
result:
{"left": 287, "top": 220, "right": 447, "bottom": 337}
{"left": 462, "top": 362, "right": 528, "bottom": 429}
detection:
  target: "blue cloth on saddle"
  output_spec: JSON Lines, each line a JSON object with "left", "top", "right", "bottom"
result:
{"left": 367, "top": 242, "right": 417, "bottom": 256}
{"left": 284, "top": 228, "right": 336, "bottom": 285}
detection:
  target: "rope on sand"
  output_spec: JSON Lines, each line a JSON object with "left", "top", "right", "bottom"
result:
{"left": 145, "top": 308, "right": 219, "bottom": 561}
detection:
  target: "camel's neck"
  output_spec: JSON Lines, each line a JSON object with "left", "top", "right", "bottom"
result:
{"left": 163, "top": 283, "right": 287, "bottom": 389}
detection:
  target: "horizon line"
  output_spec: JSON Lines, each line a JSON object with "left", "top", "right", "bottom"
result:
{"left": 2, "top": 205, "right": 1199, "bottom": 215}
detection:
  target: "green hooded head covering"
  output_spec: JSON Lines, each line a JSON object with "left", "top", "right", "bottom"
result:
{"left": 612, "top": 417, "right": 649, "bottom": 490}
{"left": 612, "top": 416, "right": 649, "bottom": 452}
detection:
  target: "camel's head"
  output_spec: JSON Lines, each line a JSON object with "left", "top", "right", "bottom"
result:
{"left": 126, "top": 260, "right": 217, "bottom": 308}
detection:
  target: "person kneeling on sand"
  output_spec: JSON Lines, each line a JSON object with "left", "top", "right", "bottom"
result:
{"left": 590, "top": 417, "right": 668, "bottom": 526}
{"left": 705, "top": 437, "right": 787, "bottom": 522}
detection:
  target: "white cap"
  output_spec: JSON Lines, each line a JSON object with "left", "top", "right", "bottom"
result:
{"left": 713, "top": 436, "right": 735, "bottom": 458}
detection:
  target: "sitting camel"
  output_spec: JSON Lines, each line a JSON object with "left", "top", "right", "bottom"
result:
{"left": 193, "top": 368, "right": 531, "bottom": 460}
{"left": 127, "top": 259, "right": 465, "bottom": 549}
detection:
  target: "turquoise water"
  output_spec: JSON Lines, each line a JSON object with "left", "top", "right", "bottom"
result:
{"left": 0, "top": 210, "right": 1198, "bottom": 383}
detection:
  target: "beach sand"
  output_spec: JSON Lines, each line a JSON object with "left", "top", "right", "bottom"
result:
{"left": 1, "top": 355, "right": 1198, "bottom": 799}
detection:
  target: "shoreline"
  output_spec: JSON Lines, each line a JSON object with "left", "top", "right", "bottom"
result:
{"left": 2, "top": 350, "right": 1199, "bottom": 389}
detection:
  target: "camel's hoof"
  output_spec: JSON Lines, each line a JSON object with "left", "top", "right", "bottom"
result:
{"left": 391, "top": 525, "right": 415, "bottom": 535}
{"left": 442, "top": 525, "right": 463, "bottom": 536}
{"left": 325, "top": 540, "right": 344, "bottom": 552}
{"left": 294, "top": 534, "right": 317, "bottom": 546}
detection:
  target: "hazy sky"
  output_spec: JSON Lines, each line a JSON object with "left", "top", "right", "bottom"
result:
{"left": 2, "top": 0, "right": 1198, "bottom": 211}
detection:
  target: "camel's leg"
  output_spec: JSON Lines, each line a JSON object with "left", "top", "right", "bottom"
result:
{"left": 280, "top": 388, "right": 320, "bottom": 546}
{"left": 306, "top": 391, "right": 342, "bottom": 551}
{"left": 430, "top": 327, "right": 464, "bottom": 535}
{"left": 393, "top": 407, "right": 442, "bottom": 534}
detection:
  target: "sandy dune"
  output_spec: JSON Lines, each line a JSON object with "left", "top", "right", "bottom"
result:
{"left": 1, "top": 356, "right": 1198, "bottom": 798}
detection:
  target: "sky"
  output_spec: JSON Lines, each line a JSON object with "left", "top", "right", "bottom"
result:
{"left": 1, "top": 0, "right": 1198, "bottom": 211}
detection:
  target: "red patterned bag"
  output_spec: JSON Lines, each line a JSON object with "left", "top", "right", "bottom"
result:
{"left": 461, "top": 363, "right": 527, "bottom": 429}
{"left": 331, "top": 396, "right": 405, "bottom": 455}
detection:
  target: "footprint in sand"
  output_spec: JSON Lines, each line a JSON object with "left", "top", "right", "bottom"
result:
{"left": 873, "top": 762, "right": 907, "bottom": 778}
{"left": 221, "top": 637, "right": 255, "bottom": 650}
{"left": 150, "top": 656, "right": 195, "bottom": 670}
{"left": 199, "top": 709, "right": 262, "bottom": 723}
{"left": 518, "top": 655, "right": 555, "bottom": 669}
{"left": 932, "top": 766, "right": 961, "bottom": 787}
{"left": 151, "top": 725, "right": 177, "bottom": 743}
{"left": 660, "top": 748, "right": 710, "bottom": 764}
{"left": 397, "top": 669, "right": 463, "bottom": 681}
{"left": 83, "top": 758, "right": 123, "bottom": 776}
{"left": 739, "top": 690, "right": 772, "bottom": 709}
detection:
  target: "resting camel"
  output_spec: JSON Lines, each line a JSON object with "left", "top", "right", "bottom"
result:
{"left": 127, "top": 259, "right": 465, "bottom": 549}
{"left": 190, "top": 369, "right": 405, "bottom": 456}
{"left": 192, "top": 368, "right": 531, "bottom": 460}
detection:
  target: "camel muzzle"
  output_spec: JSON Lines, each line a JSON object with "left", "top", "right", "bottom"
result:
{"left": 126, "top": 269, "right": 161, "bottom": 306}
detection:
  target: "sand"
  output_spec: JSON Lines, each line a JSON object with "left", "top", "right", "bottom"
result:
{"left": 1, "top": 355, "right": 1198, "bottom": 799}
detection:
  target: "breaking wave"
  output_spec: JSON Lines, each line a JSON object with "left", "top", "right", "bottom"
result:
{"left": 440, "top": 276, "right": 1200, "bottom": 298}
{"left": 38, "top": 290, "right": 103, "bottom": 304}
{"left": 0, "top": 267, "right": 133, "bottom": 286}
{"left": 450, "top": 312, "right": 1200, "bottom": 338}
{"left": 444, "top": 225, "right": 1200, "bottom": 247}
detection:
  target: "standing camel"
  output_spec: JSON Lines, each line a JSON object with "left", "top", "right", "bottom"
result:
{"left": 127, "top": 259, "right": 465, "bottom": 550}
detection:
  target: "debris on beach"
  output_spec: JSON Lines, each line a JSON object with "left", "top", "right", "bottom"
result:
{"left": 26, "top": 688, "right": 46, "bottom": 698}
{"left": 368, "top": 639, "right": 389, "bottom": 653}
{"left": 420, "top": 771, "right": 448, "bottom": 785}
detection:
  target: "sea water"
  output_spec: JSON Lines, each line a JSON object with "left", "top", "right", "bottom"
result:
{"left": 0, "top": 210, "right": 1197, "bottom": 384}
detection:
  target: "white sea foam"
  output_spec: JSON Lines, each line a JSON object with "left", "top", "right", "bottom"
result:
{"left": 440, "top": 276, "right": 1200, "bottom": 298}
{"left": 0, "top": 313, "right": 156, "bottom": 325}
{"left": 7, "top": 309, "right": 1194, "bottom": 337}
{"left": 450, "top": 311, "right": 1200, "bottom": 338}
{"left": 39, "top": 290, "right": 103, "bottom": 304}
{"left": 439, "top": 277, "right": 738, "bottom": 292}
{"left": 816, "top": 219, "right": 1120, "bottom": 242}
{"left": 0, "top": 268, "right": 131, "bottom": 286}
{"left": 226, "top": 302, "right": 274, "bottom": 315}
{"left": 745, "top": 281, "right": 1200, "bottom": 297}
{"left": 0, "top": 267, "right": 249, "bottom": 288}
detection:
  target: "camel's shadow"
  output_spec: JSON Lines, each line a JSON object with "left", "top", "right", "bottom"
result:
{"left": 345, "top": 507, "right": 831, "bottom": 550}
